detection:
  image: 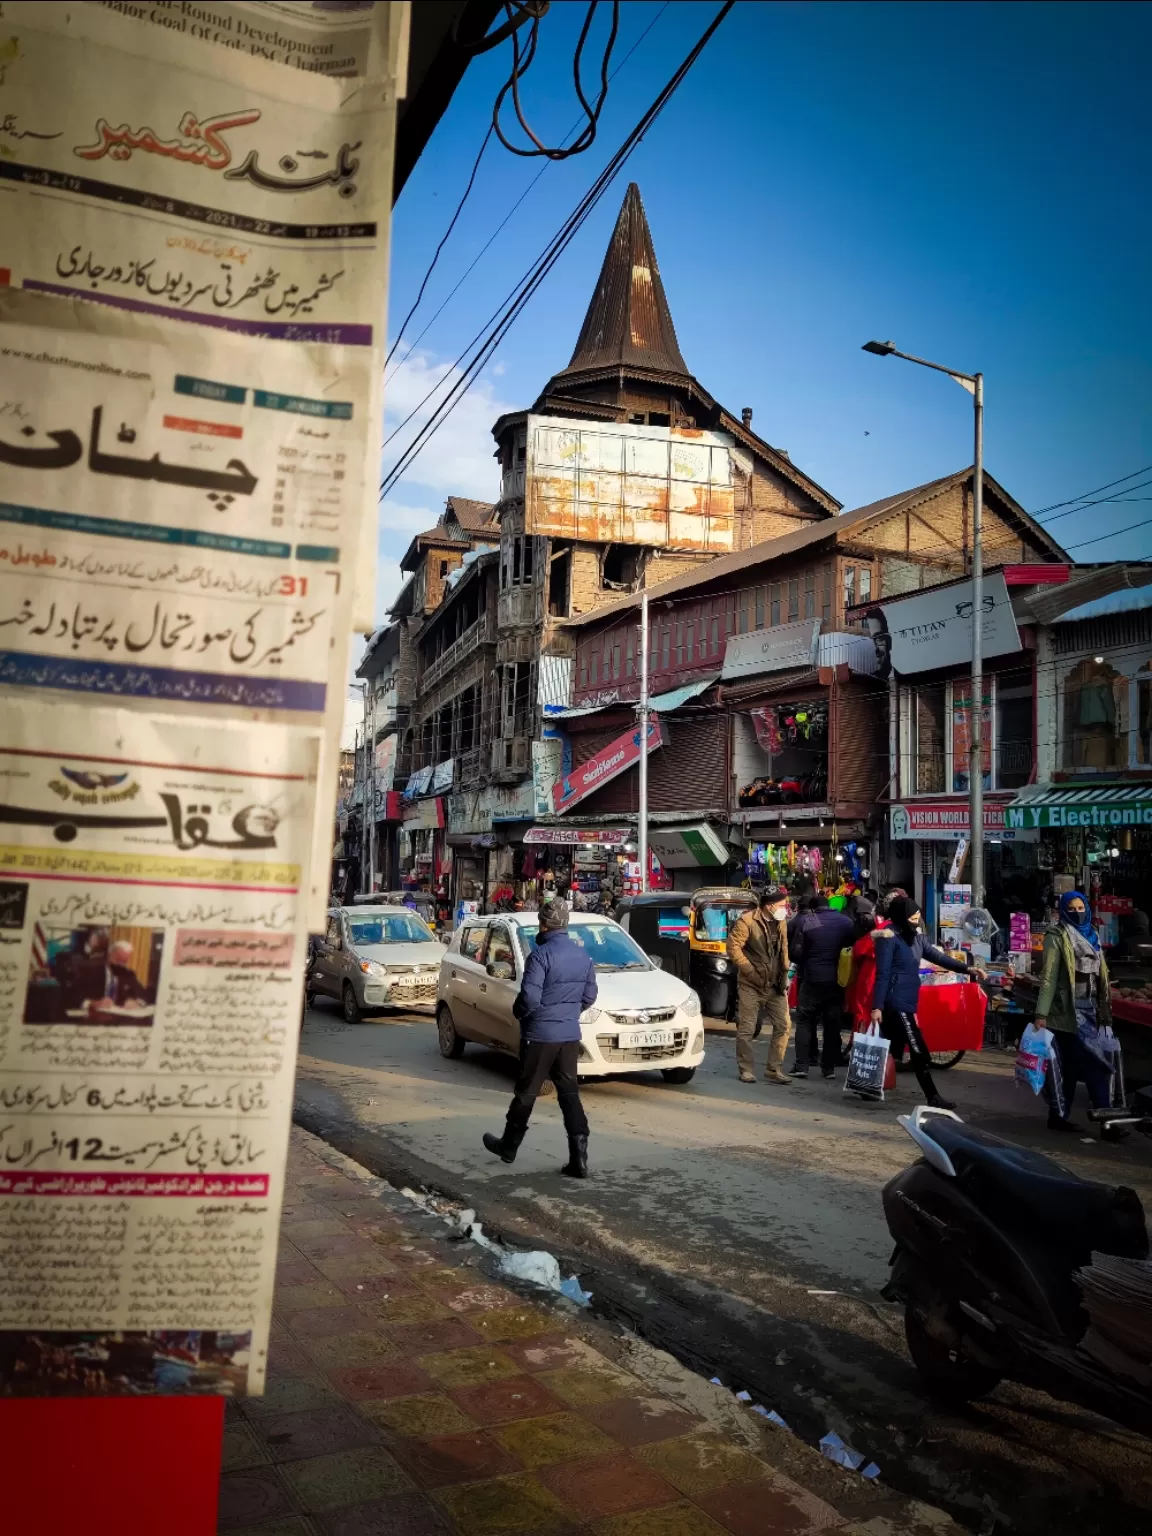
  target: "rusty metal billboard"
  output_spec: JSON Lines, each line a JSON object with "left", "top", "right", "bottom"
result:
{"left": 525, "top": 417, "right": 734, "bottom": 550}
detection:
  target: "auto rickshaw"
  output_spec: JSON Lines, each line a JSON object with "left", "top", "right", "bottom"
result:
{"left": 367, "top": 890, "right": 440, "bottom": 935}
{"left": 613, "top": 887, "right": 758, "bottom": 1018}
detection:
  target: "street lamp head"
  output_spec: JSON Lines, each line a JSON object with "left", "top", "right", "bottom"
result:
{"left": 862, "top": 340, "right": 897, "bottom": 356}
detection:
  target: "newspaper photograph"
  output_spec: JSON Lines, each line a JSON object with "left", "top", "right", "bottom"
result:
{"left": 0, "top": 695, "right": 318, "bottom": 1396}
{"left": 0, "top": 288, "right": 366, "bottom": 716}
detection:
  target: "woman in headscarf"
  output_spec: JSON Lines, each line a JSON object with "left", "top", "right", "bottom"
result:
{"left": 1035, "top": 891, "right": 1124, "bottom": 1137}
{"left": 870, "top": 895, "right": 985, "bottom": 1109}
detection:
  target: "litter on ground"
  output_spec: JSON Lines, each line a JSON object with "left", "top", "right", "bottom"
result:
{"left": 820, "top": 1430, "right": 880, "bottom": 1478}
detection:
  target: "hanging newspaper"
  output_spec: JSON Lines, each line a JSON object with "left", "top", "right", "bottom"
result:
{"left": 0, "top": 0, "right": 401, "bottom": 630}
{"left": 0, "top": 286, "right": 367, "bottom": 921}
{"left": 0, "top": 695, "right": 318, "bottom": 1396}
{"left": 0, "top": 3, "right": 406, "bottom": 1400}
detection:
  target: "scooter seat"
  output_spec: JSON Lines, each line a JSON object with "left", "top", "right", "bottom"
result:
{"left": 921, "top": 1117, "right": 1148, "bottom": 1260}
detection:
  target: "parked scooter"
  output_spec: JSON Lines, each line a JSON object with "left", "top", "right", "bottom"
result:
{"left": 882, "top": 1104, "right": 1152, "bottom": 1436}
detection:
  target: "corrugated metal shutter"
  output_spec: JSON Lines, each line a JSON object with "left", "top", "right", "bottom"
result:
{"left": 830, "top": 679, "right": 888, "bottom": 804}
{"left": 575, "top": 717, "right": 728, "bottom": 817}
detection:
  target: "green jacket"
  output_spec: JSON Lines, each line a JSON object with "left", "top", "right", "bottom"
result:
{"left": 1034, "top": 922, "right": 1111, "bottom": 1034}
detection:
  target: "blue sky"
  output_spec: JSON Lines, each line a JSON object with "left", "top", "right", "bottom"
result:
{"left": 374, "top": 0, "right": 1151, "bottom": 637}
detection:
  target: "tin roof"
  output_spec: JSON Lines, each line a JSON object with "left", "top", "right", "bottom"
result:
{"left": 566, "top": 468, "right": 1069, "bottom": 629}
{"left": 554, "top": 183, "right": 690, "bottom": 383}
{"left": 445, "top": 495, "right": 497, "bottom": 530}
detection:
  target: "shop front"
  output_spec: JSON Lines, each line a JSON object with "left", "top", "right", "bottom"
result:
{"left": 727, "top": 658, "right": 887, "bottom": 900}
{"left": 398, "top": 795, "right": 447, "bottom": 903}
{"left": 888, "top": 798, "right": 1042, "bottom": 945}
{"left": 1005, "top": 787, "right": 1152, "bottom": 1074}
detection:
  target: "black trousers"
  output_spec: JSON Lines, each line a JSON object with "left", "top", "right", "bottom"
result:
{"left": 505, "top": 1039, "right": 589, "bottom": 1139}
{"left": 794, "top": 980, "right": 845, "bottom": 1071}
{"left": 881, "top": 1007, "right": 939, "bottom": 1099}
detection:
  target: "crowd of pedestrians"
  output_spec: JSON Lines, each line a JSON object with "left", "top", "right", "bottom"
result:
{"left": 727, "top": 886, "right": 985, "bottom": 1108}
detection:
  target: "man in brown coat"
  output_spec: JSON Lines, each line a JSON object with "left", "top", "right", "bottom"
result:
{"left": 727, "top": 887, "right": 792, "bottom": 1085}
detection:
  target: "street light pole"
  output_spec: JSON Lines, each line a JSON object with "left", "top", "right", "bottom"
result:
{"left": 970, "top": 372, "right": 985, "bottom": 909}
{"left": 638, "top": 592, "right": 650, "bottom": 894}
{"left": 862, "top": 340, "right": 986, "bottom": 906}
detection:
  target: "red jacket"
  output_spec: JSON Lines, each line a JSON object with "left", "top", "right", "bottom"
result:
{"left": 846, "top": 919, "right": 890, "bottom": 1026}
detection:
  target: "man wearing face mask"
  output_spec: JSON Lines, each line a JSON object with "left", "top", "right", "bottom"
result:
{"left": 727, "top": 887, "right": 793, "bottom": 1085}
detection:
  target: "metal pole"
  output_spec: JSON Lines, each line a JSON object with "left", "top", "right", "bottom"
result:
{"left": 360, "top": 685, "right": 370, "bottom": 896}
{"left": 367, "top": 683, "right": 377, "bottom": 894}
{"left": 638, "top": 594, "right": 650, "bottom": 894}
{"left": 969, "top": 374, "right": 985, "bottom": 907}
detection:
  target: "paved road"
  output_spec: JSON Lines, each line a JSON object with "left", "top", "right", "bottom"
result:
{"left": 295, "top": 1004, "right": 1152, "bottom": 1535}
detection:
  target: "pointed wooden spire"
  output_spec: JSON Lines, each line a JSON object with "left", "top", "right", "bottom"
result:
{"left": 559, "top": 183, "right": 690, "bottom": 379}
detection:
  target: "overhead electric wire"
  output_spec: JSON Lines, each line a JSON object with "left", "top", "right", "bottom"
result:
{"left": 380, "top": 0, "right": 735, "bottom": 498}
{"left": 1033, "top": 464, "right": 1152, "bottom": 517}
{"left": 385, "top": 2, "right": 670, "bottom": 384}
{"left": 1031, "top": 477, "right": 1152, "bottom": 524}
{"left": 1065, "top": 514, "right": 1152, "bottom": 551}
{"left": 385, "top": 124, "right": 494, "bottom": 369}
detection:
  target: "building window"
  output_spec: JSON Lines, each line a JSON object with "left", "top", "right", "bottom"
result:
{"left": 579, "top": 653, "right": 587, "bottom": 689}
{"left": 951, "top": 685, "right": 993, "bottom": 792}
{"left": 674, "top": 622, "right": 684, "bottom": 667}
{"left": 662, "top": 624, "right": 671, "bottom": 670}
{"left": 611, "top": 642, "right": 621, "bottom": 680}
{"left": 995, "top": 679, "right": 1033, "bottom": 788}
{"left": 769, "top": 584, "right": 780, "bottom": 627}
{"left": 755, "top": 588, "right": 765, "bottom": 630}
{"left": 711, "top": 615, "right": 720, "bottom": 653}
{"left": 504, "top": 536, "right": 535, "bottom": 589}
{"left": 626, "top": 629, "right": 635, "bottom": 678}
{"left": 821, "top": 562, "right": 832, "bottom": 623}
{"left": 843, "top": 565, "right": 856, "bottom": 610}
{"left": 804, "top": 567, "right": 816, "bottom": 620}
{"left": 858, "top": 566, "right": 872, "bottom": 603}
{"left": 787, "top": 578, "right": 799, "bottom": 621}
{"left": 1137, "top": 664, "right": 1152, "bottom": 765}
{"left": 913, "top": 684, "right": 947, "bottom": 794}
{"left": 1063, "top": 658, "right": 1125, "bottom": 769}
{"left": 590, "top": 652, "right": 599, "bottom": 685}
{"left": 686, "top": 620, "right": 695, "bottom": 661}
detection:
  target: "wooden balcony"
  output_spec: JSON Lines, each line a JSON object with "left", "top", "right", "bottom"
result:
{"left": 420, "top": 611, "right": 496, "bottom": 694}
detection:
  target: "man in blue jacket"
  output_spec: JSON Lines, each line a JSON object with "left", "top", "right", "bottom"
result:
{"left": 483, "top": 899, "right": 597, "bottom": 1177}
{"left": 790, "top": 895, "right": 855, "bottom": 1078}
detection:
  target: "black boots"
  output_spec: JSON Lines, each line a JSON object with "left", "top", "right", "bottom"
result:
{"left": 483, "top": 1123, "right": 527, "bottom": 1165}
{"left": 484, "top": 1126, "right": 589, "bottom": 1176}
{"left": 560, "top": 1134, "right": 589, "bottom": 1179}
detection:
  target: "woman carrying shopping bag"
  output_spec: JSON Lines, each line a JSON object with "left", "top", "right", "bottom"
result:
{"left": 1034, "top": 890, "right": 1126, "bottom": 1139}
{"left": 870, "top": 896, "right": 985, "bottom": 1109}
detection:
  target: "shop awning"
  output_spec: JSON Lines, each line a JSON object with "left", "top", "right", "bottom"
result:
{"left": 650, "top": 674, "right": 719, "bottom": 712}
{"left": 646, "top": 822, "right": 729, "bottom": 867}
{"left": 544, "top": 674, "right": 718, "bottom": 720}
{"left": 1007, "top": 785, "right": 1152, "bottom": 830}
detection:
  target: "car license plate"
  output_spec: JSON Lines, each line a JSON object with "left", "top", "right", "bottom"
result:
{"left": 390, "top": 974, "right": 419, "bottom": 986}
{"left": 627, "top": 1028, "right": 675, "bottom": 1049}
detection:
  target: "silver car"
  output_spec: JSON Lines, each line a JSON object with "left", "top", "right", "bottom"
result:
{"left": 311, "top": 905, "right": 445, "bottom": 1022}
{"left": 436, "top": 912, "right": 705, "bottom": 1083}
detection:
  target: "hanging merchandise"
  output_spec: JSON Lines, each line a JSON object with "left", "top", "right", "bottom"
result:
{"left": 810, "top": 846, "right": 823, "bottom": 883}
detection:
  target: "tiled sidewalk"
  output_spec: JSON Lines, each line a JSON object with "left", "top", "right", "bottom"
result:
{"left": 217, "top": 1131, "right": 856, "bottom": 1535}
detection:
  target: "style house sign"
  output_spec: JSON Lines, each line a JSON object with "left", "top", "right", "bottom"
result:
{"left": 879, "top": 571, "right": 1020, "bottom": 675}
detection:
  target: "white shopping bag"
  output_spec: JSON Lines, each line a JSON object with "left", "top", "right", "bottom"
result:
{"left": 844, "top": 1026, "right": 891, "bottom": 1101}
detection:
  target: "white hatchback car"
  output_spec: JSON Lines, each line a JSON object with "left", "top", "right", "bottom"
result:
{"left": 436, "top": 912, "right": 705, "bottom": 1083}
